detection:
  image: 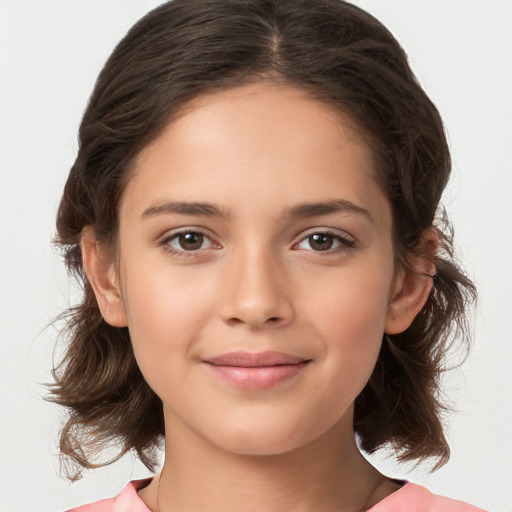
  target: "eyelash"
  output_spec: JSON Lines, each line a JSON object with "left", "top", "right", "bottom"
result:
{"left": 161, "top": 228, "right": 216, "bottom": 258}
{"left": 160, "top": 228, "right": 356, "bottom": 258}
{"left": 294, "top": 229, "right": 356, "bottom": 254}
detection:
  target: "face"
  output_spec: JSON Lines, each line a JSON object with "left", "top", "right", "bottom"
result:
{"left": 110, "top": 83, "right": 402, "bottom": 456}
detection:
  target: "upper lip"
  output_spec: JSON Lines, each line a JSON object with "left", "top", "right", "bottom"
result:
{"left": 204, "top": 351, "right": 309, "bottom": 367}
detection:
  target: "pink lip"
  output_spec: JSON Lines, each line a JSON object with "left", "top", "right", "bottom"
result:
{"left": 203, "top": 351, "right": 311, "bottom": 390}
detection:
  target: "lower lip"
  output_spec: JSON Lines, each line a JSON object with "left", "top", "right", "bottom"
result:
{"left": 204, "top": 361, "right": 310, "bottom": 390}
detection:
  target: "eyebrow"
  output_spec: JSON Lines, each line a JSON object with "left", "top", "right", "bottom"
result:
{"left": 285, "top": 199, "right": 373, "bottom": 223}
{"left": 141, "top": 201, "right": 230, "bottom": 219}
{"left": 141, "top": 198, "right": 372, "bottom": 223}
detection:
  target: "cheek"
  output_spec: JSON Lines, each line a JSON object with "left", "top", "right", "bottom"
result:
{"left": 119, "top": 260, "right": 215, "bottom": 385}
{"left": 307, "top": 265, "right": 392, "bottom": 339}
{"left": 122, "top": 250, "right": 214, "bottom": 328}
{"left": 303, "top": 262, "right": 393, "bottom": 388}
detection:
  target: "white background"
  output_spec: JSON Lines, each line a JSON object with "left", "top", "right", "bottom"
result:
{"left": 1, "top": 1, "right": 511, "bottom": 511}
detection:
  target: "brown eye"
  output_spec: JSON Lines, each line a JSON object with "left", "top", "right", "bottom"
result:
{"left": 308, "top": 233, "right": 334, "bottom": 251}
{"left": 178, "top": 232, "right": 204, "bottom": 250}
{"left": 295, "top": 230, "right": 355, "bottom": 253}
{"left": 163, "top": 229, "right": 216, "bottom": 256}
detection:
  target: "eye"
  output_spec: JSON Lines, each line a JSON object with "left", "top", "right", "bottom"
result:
{"left": 162, "top": 229, "right": 216, "bottom": 254}
{"left": 295, "top": 230, "right": 355, "bottom": 252}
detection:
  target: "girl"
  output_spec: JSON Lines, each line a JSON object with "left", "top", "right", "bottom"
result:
{"left": 49, "top": 0, "right": 484, "bottom": 510}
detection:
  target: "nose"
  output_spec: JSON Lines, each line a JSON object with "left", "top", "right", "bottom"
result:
{"left": 218, "top": 246, "right": 294, "bottom": 329}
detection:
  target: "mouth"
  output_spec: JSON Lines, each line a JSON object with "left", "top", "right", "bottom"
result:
{"left": 203, "top": 351, "right": 312, "bottom": 390}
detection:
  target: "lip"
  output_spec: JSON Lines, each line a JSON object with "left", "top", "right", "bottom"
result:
{"left": 203, "top": 351, "right": 311, "bottom": 390}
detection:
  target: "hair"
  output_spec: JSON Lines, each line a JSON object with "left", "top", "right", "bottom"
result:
{"left": 49, "top": 0, "right": 476, "bottom": 480}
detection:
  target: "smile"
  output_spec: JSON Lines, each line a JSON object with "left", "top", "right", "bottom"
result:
{"left": 203, "top": 351, "right": 311, "bottom": 390}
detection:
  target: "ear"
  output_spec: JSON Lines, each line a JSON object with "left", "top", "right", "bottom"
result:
{"left": 385, "top": 229, "right": 438, "bottom": 335}
{"left": 81, "top": 227, "right": 128, "bottom": 328}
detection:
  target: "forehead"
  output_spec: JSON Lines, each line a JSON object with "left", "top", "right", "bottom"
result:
{"left": 122, "top": 82, "right": 390, "bottom": 229}
{"left": 145, "top": 82, "right": 374, "bottom": 170}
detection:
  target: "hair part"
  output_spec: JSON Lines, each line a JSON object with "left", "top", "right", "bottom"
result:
{"left": 49, "top": 0, "right": 476, "bottom": 480}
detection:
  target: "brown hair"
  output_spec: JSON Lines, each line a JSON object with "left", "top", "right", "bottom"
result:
{"left": 49, "top": 0, "right": 476, "bottom": 480}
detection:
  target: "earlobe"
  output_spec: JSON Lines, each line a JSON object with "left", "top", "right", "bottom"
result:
{"left": 81, "top": 228, "right": 128, "bottom": 328}
{"left": 385, "top": 229, "right": 437, "bottom": 335}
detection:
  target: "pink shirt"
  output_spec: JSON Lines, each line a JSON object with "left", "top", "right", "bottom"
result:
{"left": 68, "top": 478, "right": 487, "bottom": 511}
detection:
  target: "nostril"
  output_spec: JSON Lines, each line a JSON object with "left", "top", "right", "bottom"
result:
{"left": 219, "top": 293, "right": 294, "bottom": 328}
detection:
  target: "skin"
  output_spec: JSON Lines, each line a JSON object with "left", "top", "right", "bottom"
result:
{"left": 83, "top": 82, "right": 434, "bottom": 511}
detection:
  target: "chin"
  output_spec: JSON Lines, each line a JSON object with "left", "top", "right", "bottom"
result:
{"left": 209, "top": 416, "right": 326, "bottom": 457}
{"left": 223, "top": 436, "right": 302, "bottom": 457}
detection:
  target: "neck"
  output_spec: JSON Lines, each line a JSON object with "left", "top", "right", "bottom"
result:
{"left": 139, "top": 410, "right": 396, "bottom": 512}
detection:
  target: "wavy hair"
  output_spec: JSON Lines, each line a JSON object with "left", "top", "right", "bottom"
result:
{"left": 49, "top": 0, "right": 476, "bottom": 480}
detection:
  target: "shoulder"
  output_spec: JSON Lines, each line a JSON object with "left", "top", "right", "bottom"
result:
{"left": 66, "top": 478, "right": 152, "bottom": 512}
{"left": 369, "top": 482, "right": 488, "bottom": 512}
